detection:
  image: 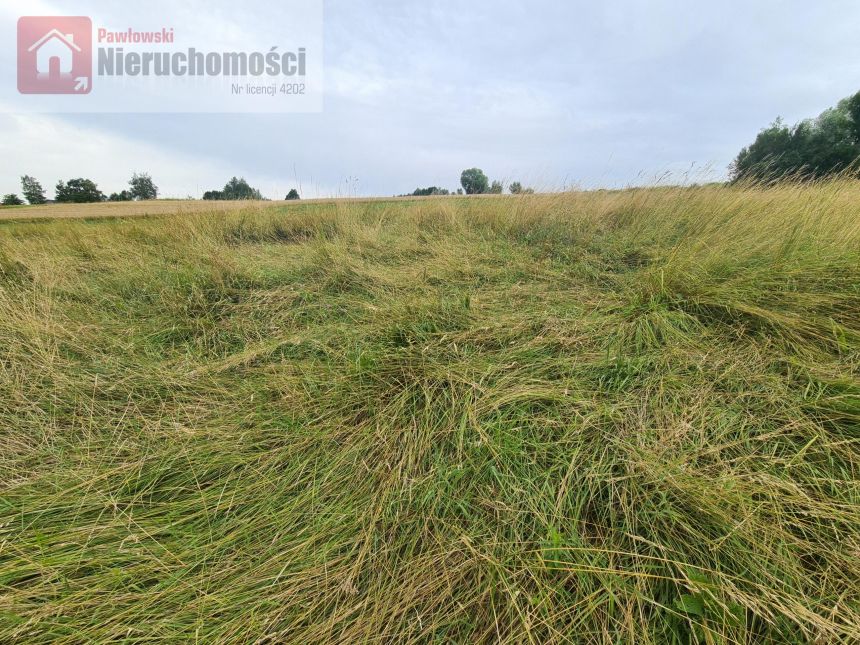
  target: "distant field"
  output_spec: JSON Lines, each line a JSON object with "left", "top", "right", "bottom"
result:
{"left": 0, "top": 198, "right": 247, "bottom": 220}
{"left": 1, "top": 185, "right": 858, "bottom": 642}
{"left": 0, "top": 195, "right": 493, "bottom": 222}
{"left": 0, "top": 198, "right": 357, "bottom": 221}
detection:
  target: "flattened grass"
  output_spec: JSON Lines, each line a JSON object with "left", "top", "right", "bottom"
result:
{"left": 1, "top": 184, "right": 859, "bottom": 642}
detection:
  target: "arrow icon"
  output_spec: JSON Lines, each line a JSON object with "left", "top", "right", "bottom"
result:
{"left": 74, "top": 76, "right": 89, "bottom": 92}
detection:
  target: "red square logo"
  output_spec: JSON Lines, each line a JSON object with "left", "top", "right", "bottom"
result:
{"left": 18, "top": 16, "right": 92, "bottom": 94}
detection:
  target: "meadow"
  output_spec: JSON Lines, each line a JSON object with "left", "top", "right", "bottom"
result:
{"left": 1, "top": 184, "right": 858, "bottom": 643}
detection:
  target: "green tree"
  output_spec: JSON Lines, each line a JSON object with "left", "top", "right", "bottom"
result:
{"left": 731, "top": 90, "right": 860, "bottom": 181}
{"left": 846, "top": 92, "right": 860, "bottom": 144}
{"left": 129, "top": 173, "right": 158, "bottom": 200}
{"left": 489, "top": 180, "right": 504, "bottom": 194}
{"left": 285, "top": 189, "right": 301, "bottom": 200}
{"left": 2, "top": 194, "right": 24, "bottom": 206}
{"left": 202, "top": 178, "right": 263, "bottom": 201}
{"left": 109, "top": 190, "right": 133, "bottom": 202}
{"left": 55, "top": 179, "right": 105, "bottom": 203}
{"left": 411, "top": 186, "right": 450, "bottom": 197}
{"left": 510, "top": 182, "right": 535, "bottom": 195}
{"left": 222, "top": 177, "right": 263, "bottom": 200}
{"left": 460, "top": 168, "right": 489, "bottom": 195}
{"left": 21, "top": 176, "right": 47, "bottom": 204}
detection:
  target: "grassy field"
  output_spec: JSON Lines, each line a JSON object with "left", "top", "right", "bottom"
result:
{"left": 0, "top": 196, "right": 494, "bottom": 222}
{"left": 0, "top": 198, "right": 352, "bottom": 222}
{"left": 1, "top": 184, "right": 859, "bottom": 643}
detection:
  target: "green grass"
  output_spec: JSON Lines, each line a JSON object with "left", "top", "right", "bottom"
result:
{"left": 1, "top": 184, "right": 859, "bottom": 643}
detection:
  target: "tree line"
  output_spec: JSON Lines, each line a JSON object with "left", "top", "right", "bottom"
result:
{"left": 2, "top": 173, "right": 158, "bottom": 206}
{"left": 4, "top": 167, "right": 533, "bottom": 206}
{"left": 8, "top": 89, "right": 859, "bottom": 207}
{"left": 731, "top": 90, "right": 860, "bottom": 181}
{"left": 405, "top": 169, "right": 535, "bottom": 197}
{"left": 201, "top": 177, "right": 300, "bottom": 201}
{"left": 2, "top": 174, "right": 303, "bottom": 206}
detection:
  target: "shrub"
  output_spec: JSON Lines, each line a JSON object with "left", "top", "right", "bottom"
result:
{"left": 411, "top": 187, "right": 450, "bottom": 197}
{"left": 510, "top": 182, "right": 535, "bottom": 194}
{"left": 2, "top": 194, "right": 24, "bottom": 206}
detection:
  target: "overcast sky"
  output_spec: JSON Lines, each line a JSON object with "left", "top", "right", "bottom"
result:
{"left": 2, "top": 0, "right": 860, "bottom": 199}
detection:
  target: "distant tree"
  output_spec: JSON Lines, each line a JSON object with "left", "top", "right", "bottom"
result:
{"left": 222, "top": 177, "right": 263, "bottom": 200}
{"left": 510, "top": 182, "right": 535, "bottom": 195}
{"left": 489, "top": 180, "right": 504, "bottom": 194}
{"left": 460, "top": 168, "right": 489, "bottom": 195}
{"left": 2, "top": 194, "right": 24, "bottom": 206}
{"left": 129, "top": 173, "right": 158, "bottom": 200}
{"left": 55, "top": 178, "right": 105, "bottom": 203}
{"left": 456, "top": 188, "right": 464, "bottom": 195}
{"left": 847, "top": 91, "right": 860, "bottom": 144}
{"left": 201, "top": 178, "right": 263, "bottom": 201}
{"left": 285, "top": 189, "right": 301, "bottom": 200}
{"left": 20, "top": 176, "right": 47, "bottom": 204}
{"left": 109, "top": 190, "right": 133, "bottom": 202}
{"left": 411, "top": 186, "right": 450, "bottom": 197}
{"left": 731, "top": 90, "right": 860, "bottom": 182}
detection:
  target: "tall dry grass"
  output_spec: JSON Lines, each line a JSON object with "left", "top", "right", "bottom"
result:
{"left": 1, "top": 183, "right": 859, "bottom": 643}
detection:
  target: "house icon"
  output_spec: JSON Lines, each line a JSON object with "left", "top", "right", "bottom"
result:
{"left": 17, "top": 16, "right": 92, "bottom": 95}
{"left": 28, "top": 29, "right": 81, "bottom": 77}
